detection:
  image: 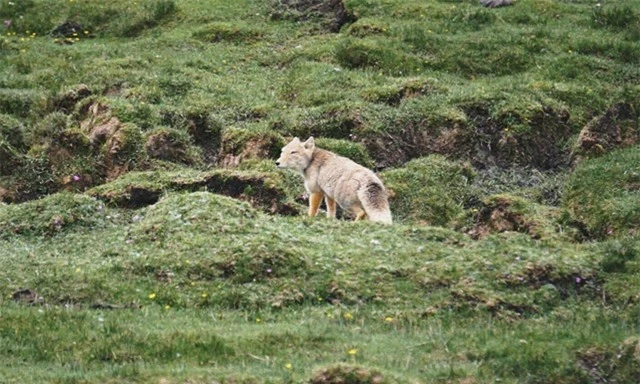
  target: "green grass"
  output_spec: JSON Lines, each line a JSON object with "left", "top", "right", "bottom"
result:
{"left": 1, "top": 191, "right": 639, "bottom": 382}
{"left": 563, "top": 147, "right": 640, "bottom": 239}
{"left": 1, "top": 0, "right": 640, "bottom": 382}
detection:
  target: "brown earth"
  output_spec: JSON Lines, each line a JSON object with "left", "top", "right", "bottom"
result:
{"left": 572, "top": 102, "right": 639, "bottom": 163}
{"left": 89, "top": 170, "right": 300, "bottom": 215}
{"left": 271, "top": 0, "right": 357, "bottom": 33}
{"left": 363, "top": 105, "right": 572, "bottom": 170}
{"left": 468, "top": 196, "right": 536, "bottom": 240}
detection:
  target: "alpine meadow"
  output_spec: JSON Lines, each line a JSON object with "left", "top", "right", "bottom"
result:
{"left": 0, "top": 0, "right": 639, "bottom": 383}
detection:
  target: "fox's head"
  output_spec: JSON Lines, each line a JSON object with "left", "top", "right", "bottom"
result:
{"left": 276, "top": 137, "right": 315, "bottom": 173}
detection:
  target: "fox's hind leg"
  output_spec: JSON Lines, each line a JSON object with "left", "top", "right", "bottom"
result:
{"left": 354, "top": 209, "right": 368, "bottom": 221}
{"left": 325, "top": 196, "right": 337, "bottom": 219}
{"left": 309, "top": 192, "right": 324, "bottom": 217}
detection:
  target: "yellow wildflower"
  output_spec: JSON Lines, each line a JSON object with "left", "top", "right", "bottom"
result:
{"left": 149, "top": 293, "right": 156, "bottom": 299}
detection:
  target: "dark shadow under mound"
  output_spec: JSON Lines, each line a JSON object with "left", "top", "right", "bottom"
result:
{"left": 88, "top": 170, "right": 300, "bottom": 215}
{"left": 271, "top": 0, "right": 357, "bottom": 32}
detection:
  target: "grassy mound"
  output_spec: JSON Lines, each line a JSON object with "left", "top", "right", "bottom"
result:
{"left": 88, "top": 168, "right": 301, "bottom": 214}
{"left": 563, "top": 147, "right": 640, "bottom": 239}
{"left": 0, "top": 193, "right": 109, "bottom": 238}
{"left": 381, "top": 155, "right": 474, "bottom": 226}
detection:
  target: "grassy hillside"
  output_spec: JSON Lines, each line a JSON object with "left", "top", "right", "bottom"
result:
{"left": 1, "top": 0, "right": 639, "bottom": 382}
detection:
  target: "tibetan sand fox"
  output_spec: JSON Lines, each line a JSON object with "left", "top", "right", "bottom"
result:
{"left": 276, "top": 137, "right": 392, "bottom": 224}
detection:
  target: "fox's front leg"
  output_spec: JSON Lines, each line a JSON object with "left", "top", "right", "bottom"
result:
{"left": 308, "top": 192, "right": 324, "bottom": 217}
{"left": 325, "top": 196, "right": 337, "bottom": 219}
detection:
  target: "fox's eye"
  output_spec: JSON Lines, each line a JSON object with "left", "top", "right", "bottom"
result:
{"left": 290, "top": 151, "right": 298, "bottom": 154}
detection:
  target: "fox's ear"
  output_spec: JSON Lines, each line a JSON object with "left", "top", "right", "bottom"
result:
{"left": 291, "top": 137, "right": 301, "bottom": 144}
{"left": 303, "top": 136, "right": 315, "bottom": 150}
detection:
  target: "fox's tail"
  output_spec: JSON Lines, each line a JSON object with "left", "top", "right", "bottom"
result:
{"left": 358, "top": 181, "right": 393, "bottom": 224}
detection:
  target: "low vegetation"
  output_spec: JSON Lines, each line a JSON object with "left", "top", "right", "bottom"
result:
{"left": 0, "top": 0, "right": 639, "bottom": 382}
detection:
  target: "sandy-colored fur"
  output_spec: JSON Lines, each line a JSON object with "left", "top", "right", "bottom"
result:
{"left": 276, "top": 137, "right": 392, "bottom": 224}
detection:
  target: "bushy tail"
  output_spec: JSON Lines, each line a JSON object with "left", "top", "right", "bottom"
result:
{"left": 367, "top": 209, "right": 393, "bottom": 224}
{"left": 358, "top": 182, "right": 393, "bottom": 225}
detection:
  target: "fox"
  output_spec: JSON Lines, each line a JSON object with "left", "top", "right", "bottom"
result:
{"left": 276, "top": 137, "right": 392, "bottom": 224}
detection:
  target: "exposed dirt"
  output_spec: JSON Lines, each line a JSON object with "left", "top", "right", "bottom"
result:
{"left": 0, "top": 186, "right": 16, "bottom": 202}
{"left": 480, "top": 0, "right": 514, "bottom": 7}
{"left": 145, "top": 130, "right": 194, "bottom": 165}
{"left": 219, "top": 132, "right": 283, "bottom": 168}
{"left": 12, "top": 288, "right": 44, "bottom": 305}
{"left": 468, "top": 196, "right": 535, "bottom": 240}
{"left": 578, "top": 338, "right": 640, "bottom": 384}
{"left": 91, "top": 171, "right": 300, "bottom": 215}
{"left": 50, "top": 84, "right": 92, "bottom": 114}
{"left": 572, "top": 102, "right": 639, "bottom": 163}
{"left": 50, "top": 20, "right": 86, "bottom": 37}
{"left": 185, "top": 113, "right": 221, "bottom": 164}
{"left": 501, "top": 262, "right": 599, "bottom": 300}
{"left": 80, "top": 102, "right": 120, "bottom": 146}
{"left": 271, "top": 0, "right": 357, "bottom": 33}
{"left": 364, "top": 104, "right": 572, "bottom": 170}
{"left": 310, "top": 364, "right": 386, "bottom": 384}
{"left": 79, "top": 102, "right": 140, "bottom": 180}
{"left": 450, "top": 288, "right": 537, "bottom": 318}
{"left": 577, "top": 347, "right": 610, "bottom": 384}
{"left": 374, "top": 80, "right": 440, "bottom": 106}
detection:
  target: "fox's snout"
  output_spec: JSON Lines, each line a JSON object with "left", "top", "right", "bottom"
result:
{"left": 275, "top": 160, "right": 281, "bottom": 167}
